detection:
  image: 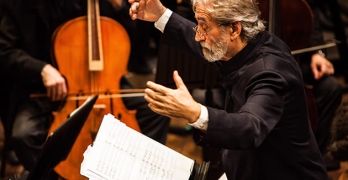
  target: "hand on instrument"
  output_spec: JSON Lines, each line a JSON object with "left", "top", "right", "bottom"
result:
{"left": 311, "top": 53, "right": 334, "bottom": 80}
{"left": 128, "top": 0, "right": 167, "bottom": 21}
{"left": 144, "top": 70, "right": 201, "bottom": 124}
{"left": 41, "top": 64, "right": 68, "bottom": 101}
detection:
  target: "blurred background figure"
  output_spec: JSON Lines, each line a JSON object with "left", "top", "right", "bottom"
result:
{"left": 328, "top": 100, "right": 348, "bottom": 180}
{"left": 0, "top": 0, "right": 170, "bottom": 179}
{"left": 300, "top": 0, "right": 343, "bottom": 171}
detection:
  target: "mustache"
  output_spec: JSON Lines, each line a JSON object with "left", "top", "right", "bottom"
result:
{"left": 200, "top": 42, "right": 210, "bottom": 49}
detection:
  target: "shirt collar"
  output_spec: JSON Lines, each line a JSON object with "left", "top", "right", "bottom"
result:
{"left": 217, "top": 31, "right": 268, "bottom": 76}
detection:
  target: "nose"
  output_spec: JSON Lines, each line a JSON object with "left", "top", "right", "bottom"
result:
{"left": 194, "top": 32, "right": 205, "bottom": 42}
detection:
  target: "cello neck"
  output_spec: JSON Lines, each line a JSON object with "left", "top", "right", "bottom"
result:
{"left": 268, "top": 0, "right": 281, "bottom": 36}
{"left": 87, "top": 0, "right": 104, "bottom": 71}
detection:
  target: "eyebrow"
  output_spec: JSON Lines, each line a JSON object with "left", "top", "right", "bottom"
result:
{"left": 195, "top": 16, "right": 208, "bottom": 23}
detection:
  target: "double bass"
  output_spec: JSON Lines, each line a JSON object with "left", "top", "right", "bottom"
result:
{"left": 49, "top": 0, "right": 141, "bottom": 179}
{"left": 258, "top": 0, "right": 319, "bottom": 132}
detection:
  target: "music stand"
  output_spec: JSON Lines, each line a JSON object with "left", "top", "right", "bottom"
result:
{"left": 17, "top": 95, "right": 98, "bottom": 180}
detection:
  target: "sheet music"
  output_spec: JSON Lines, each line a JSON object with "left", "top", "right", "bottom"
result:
{"left": 81, "top": 114, "right": 195, "bottom": 180}
{"left": 218, "top": 173, "right": 227, "bottom": 180}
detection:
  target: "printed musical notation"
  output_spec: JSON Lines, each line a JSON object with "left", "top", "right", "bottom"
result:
{"left": 80, "top": 114, "right": 194, "bottom": 180}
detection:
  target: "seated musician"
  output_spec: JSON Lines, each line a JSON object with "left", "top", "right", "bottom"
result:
{"left": 300, "top": 0, "right": 343, "bottom": 170}
{"left": 0, "top": 0, "right": 169, "bottom": 179}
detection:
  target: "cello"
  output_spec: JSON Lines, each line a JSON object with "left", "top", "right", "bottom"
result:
{"left": 49, "top": 0, "right": 141, "bottom": 179}
{"left": 258, "top": 0, "right": 319, "bottom": 132}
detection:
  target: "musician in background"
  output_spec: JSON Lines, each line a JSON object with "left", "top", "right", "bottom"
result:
{"left": 300, "top": 0, "right": 343, "bottom": 170}
{"left": 0, "top": 0, "right": 169, "bottom": 178}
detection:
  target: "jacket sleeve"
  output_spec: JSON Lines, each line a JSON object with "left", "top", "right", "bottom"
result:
{"left": 0, "top": 5, "right": 47, "bottom": 84}
{"left": 193, "top": 70, "right": 288, "bottom": 150}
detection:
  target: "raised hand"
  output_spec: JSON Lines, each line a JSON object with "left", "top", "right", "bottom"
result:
{"left": 144, "top": 70, "right": 201, "bottom": 123}
{"left": 128, "top": 0, "right": 167, "bottom": 21}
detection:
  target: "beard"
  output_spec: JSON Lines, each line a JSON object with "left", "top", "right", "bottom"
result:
{"left": 200, "top": 32, "right": 229, "bottom": 62}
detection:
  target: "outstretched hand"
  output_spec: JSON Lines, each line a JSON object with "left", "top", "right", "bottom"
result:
{"left": 144, "top": 70, "right": 201, "bottom": 123}
{"left": 128, "top": 0, "right": 167, "bottom": 21}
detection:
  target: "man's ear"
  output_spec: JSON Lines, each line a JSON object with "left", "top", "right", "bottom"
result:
{"left": 230, "top": 22, "right": 241, "bottom": 40}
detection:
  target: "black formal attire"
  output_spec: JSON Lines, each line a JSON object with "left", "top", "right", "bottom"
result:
{"left": 0, "top": 0, "right": 169, "bottom": 171}
{"left": 160, "top": 12, "right": 328, "bottom": 180}
{"left": 301, "top": 0, "right": 343, "bottom": 156}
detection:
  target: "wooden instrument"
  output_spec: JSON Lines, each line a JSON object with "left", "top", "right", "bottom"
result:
{"left": 49, "top": 0, "right": 141, "bottom": 179}
{"left": 258, "top": 0, "right": 318, "bottom": 132}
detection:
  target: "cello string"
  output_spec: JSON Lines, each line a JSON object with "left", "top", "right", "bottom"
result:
{"left": 28, "top": 89, "right": 145, "bottom": 98}
{"left": 67, "top": 93, "right": 145, "bottom": 101}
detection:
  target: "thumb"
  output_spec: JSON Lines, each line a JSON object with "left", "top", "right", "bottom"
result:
{"left": 173, "top": 70, "right": 189, "bottom": 91}
{"left": 311, "top": 65, "right": 320, "bottom": 80}
{"left": 312, "top": 70, "right": 319, "bottom": 80}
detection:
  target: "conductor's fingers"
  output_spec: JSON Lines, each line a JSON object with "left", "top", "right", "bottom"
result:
{"left": 173, "top": 70, "right": 188, "bottom": 92}
{"left": 129, "top": 2, "right": 139, "bottom": 20}
{"left": 146, "top": 81, "right": 173, "bottom": 95}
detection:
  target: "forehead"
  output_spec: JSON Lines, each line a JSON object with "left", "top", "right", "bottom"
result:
{"left": 194, "top": 4, "right": 214, "bottom": 23}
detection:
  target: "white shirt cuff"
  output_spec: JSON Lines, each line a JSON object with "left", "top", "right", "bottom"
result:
{"left": 154, "top": 9, "right": 173, "bottom": 33}
{"left": 188, "top": 104, "right": 209, "bottom": 131}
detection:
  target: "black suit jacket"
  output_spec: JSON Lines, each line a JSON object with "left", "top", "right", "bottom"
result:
{"left": 160, "top": 12, "right": 328, "bottom": 180}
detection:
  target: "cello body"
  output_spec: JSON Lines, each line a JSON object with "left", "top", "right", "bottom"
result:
{"left": 49, "top": 6, "right": 140, "bottom": 180}
{"left": 258, "top": 0, "right": 318, "bottom": 132}
{"left": 258, "top": 0, "right": 314, "bottom": 53}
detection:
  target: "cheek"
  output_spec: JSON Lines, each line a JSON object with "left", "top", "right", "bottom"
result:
{"left": 206, "top": 34, "right": 219, "bottom": 44}
{"left": 202, "top": 35, "right": 219, "bottom": 48}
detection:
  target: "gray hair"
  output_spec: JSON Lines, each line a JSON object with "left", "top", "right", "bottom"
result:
{"left": 191, "top": 0, "right": 265, "bottom": 42}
